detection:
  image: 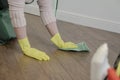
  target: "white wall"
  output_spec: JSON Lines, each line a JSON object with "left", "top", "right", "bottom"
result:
{"left": 25, "top": 0, "right": 120, "bottom": 33}
{"left": 25, "top": 0, "right": 57, "bottom": 15}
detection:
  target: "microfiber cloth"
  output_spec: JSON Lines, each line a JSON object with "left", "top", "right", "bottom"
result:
{"left": 59, "top": 42, "right": 89, "bottom": 52}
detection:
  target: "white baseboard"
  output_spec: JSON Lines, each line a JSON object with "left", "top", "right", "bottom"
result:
{"left": 25, "top": 5, "right": 120, "bottom": 34}
{"left": 57, "top": 10, "right": 120, "bottom": 34}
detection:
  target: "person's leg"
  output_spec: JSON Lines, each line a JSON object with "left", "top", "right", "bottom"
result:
{"left": 37, "top": 0, "right": 77, "bottom": 49}
{"left": 8, "top": 0, "right": 49, "bottom": 61}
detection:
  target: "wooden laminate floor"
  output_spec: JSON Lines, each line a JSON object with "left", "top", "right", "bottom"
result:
{"left": 0, "top": 14, "right": 120, "bottom": 80}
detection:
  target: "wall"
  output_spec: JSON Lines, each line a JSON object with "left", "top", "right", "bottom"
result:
{"left": 25, "top": 0, "right": 120, "bottom": 33}
{"left": 25, "top": 0, "right": 57, "bottom": 15}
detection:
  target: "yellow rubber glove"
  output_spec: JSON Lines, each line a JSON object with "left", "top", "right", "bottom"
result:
{"left": 51, "top": 33, "right": 78, "bottom": 49}
{"left": 116, "top": 62, "right": 120, "bottom": 77}
{"left": 18, "top": 37, "right": 50, "bottom": 61}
